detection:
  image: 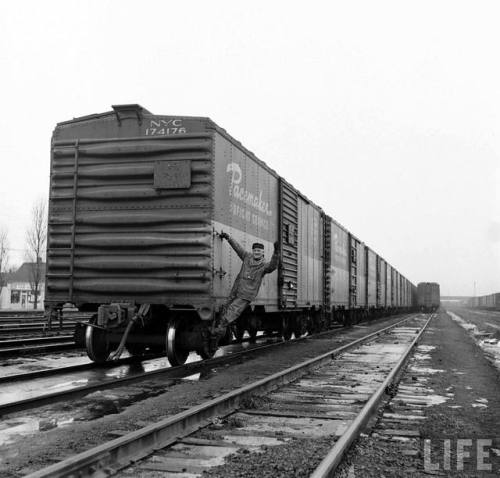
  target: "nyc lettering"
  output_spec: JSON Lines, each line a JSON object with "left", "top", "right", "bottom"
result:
{"left": 145, "top": 119, "right": 187, "bottom": 136}
{"left": 226, "top": 163, "right": 272, "bottom": 217}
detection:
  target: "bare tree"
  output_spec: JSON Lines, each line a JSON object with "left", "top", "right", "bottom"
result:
{"left": 0, "top": 227, "right": 8, "bottom": 289}
{"left": 26, "top": 198, "right": 47, "bottom": 309}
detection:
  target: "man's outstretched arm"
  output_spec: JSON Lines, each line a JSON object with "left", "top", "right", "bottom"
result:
{"left": 264, "top": 241, "right": 280, "bottom": 273}
{"left": 219, "top": 232, "right": 247, "bottom": 260}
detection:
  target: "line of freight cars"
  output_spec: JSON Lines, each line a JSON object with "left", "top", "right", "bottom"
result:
{"left": 44, "top": 104, "right": 416, "bottom": 365}
{"left": 466, "top": 293, "right": 500, "bottom": 310}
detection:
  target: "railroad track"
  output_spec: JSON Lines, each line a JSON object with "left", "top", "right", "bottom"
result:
{"left": 0, "top": 311, "right": 44, "bottom": 318}
{"left": 0, "top": 326, "right": 340, "bottom": 416}
{"left": 0, "top": 335, "right": 77, "bottom": 357}
{"left": 23, "top": 313, "right": 433, "bottom": 478}
{"left": 0, "top": 315, "right": 399, "bottom": 416}
{"left": 0, "top": 335, "right": 76, "bottom": 357}
{"left": 0, "top": 324, "right": 76, "bottom": 335}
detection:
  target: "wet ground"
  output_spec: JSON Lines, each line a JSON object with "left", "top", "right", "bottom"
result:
{"left": 0, "top": 350, "right": 90, "bottom": 377}
{"left": 0, "top": 333, "right": 280, "bottom": 449}
{"left": 446, "top": 307, "right": 500, "bottom": 371}
{"left": 0, "top": 314, "right": 411, "bottom": 477}
{"left": 335, "top": 310, "right": 500, "bottom": 477}
{"left": 0, "top": 334, "right": 265, "bottom": 378}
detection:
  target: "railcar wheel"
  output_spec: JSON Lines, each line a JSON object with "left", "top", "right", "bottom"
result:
{"left": 247, "top": 315, "right": 258, "bottom": 342}
{"left": 199, "top": 344, "right": 217, "bottom": 360}
{"left": 281, "top": 316, "right": 292, "bottom": 341}
{"left": 293, "top": 316, "right": 307, "bottom": 338}
{"left": 218, "top": 326, "right": 233, "bottom": 347}
{"left": 305, "top": 313, "right": 315, "bottom": 334}
{"left": 85, "top": 322, "right": 111, "bottom": 363}
{"left": 166, "top": 319, "right": 189, "bottom": 366}
{"left": 232, "top": 322, "right": 245, "bottom": 343}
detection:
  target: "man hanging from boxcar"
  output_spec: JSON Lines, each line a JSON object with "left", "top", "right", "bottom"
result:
{"left": 212, "top": 232, "right": 280, "bottom": 343}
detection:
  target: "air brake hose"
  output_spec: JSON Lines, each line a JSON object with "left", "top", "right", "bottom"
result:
{"left": 108, "top": 304, "right": 150, "bottom": 361}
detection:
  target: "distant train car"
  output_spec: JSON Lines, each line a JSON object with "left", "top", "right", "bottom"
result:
{"left": 45, "top": 104, "right": 416, "bottom": 364}
{"left": 468, "top": 293, "right": 500, "bottom": 310}
{"left": 417, "top": 282, "right": 440, "bottom": 312}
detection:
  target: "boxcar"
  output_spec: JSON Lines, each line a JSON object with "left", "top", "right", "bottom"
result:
{"left": 329, "top": 219, "right": 349, "bottom": 309}
{"left": 386, "top": 264, "right": 393, "bottom": 308}
{"left": 45, "top": 104, "right": 416, "bottom": 363}
{"left": 417, "top": 282, "right": 440, "bottom": 311}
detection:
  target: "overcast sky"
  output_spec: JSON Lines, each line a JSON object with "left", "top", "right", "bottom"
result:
{"left": 1, "top": 1, "right": 499, "bottom": 296}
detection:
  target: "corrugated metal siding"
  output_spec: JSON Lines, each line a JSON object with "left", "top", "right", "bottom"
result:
{"left": 297, "top": 198, "right": 323, "bottom": 307}
{"left": 401, "top": 277, "right": 405, "bottom": 306}
{"left": 403, "top": 280, "right": 407, "bottom": 306}
{"left": 394, "top": 271, "right": 399, "bottom": 306}
{"left": 386, "top": 265, "right": 392, "bottom": 307}
{"left": 366, "top": 248, "right": 377, "bottom": 307}
{"left": 379, "top": 259, "right": 386, "bottom": 308}
{"left": 279, "top": 181, "right": 299, "bottom": 308}
{"left": 46, "top": 135, "right": 213, "bottom": 305}
{"left": 331, "top": 221, "right": 349, "bottom": 307}
{"left": 357, "top": 242, "right": 366, "bottom": 307}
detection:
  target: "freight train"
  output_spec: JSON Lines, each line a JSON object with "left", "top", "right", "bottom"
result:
{"left": 416, "top": 282, "right": 440, "bottom": 312}
{"left": 45, "top": 104, "right": 416, "bottom": 364}
{"left": 466, "top": 293, "right": 500, "bottom": 310}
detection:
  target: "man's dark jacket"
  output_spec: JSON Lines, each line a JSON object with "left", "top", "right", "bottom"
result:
{"left": 227, "top": 236, "right": 279, "bottom": 301}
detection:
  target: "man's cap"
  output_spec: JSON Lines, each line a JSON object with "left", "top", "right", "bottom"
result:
{"left": 252, "top": 242, "right": 265, "bottom": 250}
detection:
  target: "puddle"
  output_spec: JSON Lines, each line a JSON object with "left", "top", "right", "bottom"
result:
{"left": 0, "top": 416, "right": 75, "bottom": 447}
{"left": 0, "top": 381, "right": 171, "bottom": 451}
{"left": 416, "top": 345, "right": 436, "bottom": 352}
{"left": 409, "top": 366, "right": 444, "bottom": 374}
{"left": 423, "top": 394, "right": 449, "bottom": 406}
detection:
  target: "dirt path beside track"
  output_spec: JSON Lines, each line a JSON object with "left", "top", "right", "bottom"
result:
{"left": 335, "top": 311, "right": 500, "bottom": 477}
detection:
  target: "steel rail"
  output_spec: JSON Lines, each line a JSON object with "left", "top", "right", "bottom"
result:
{"left": 0, "top": 335, "right": 74, "bottom": 348}
{"left": 310, "top": 313, "right": 435, "bottom": 478}
{"left": 0, "top": 323, "right": 74, "bottom": 328}
{"left": 24, "top": 314, "right": 420, "bottom": 478}
{"left": 0, "top": 354, "right": 161, "bottom": 385}
{"left": 0, "top": 342, "right": 77, "bottom": 358}
{"left": 0, "top": 312, "right": 44, "bottom": 318}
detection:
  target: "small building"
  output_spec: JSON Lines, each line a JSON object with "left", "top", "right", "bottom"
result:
{"left": 0, "top": 262, "right": 46, "bottom": 310}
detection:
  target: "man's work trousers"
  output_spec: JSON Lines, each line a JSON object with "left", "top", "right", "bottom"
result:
{"left": 220, "top": 298, "right": 250, "bottom": 326}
